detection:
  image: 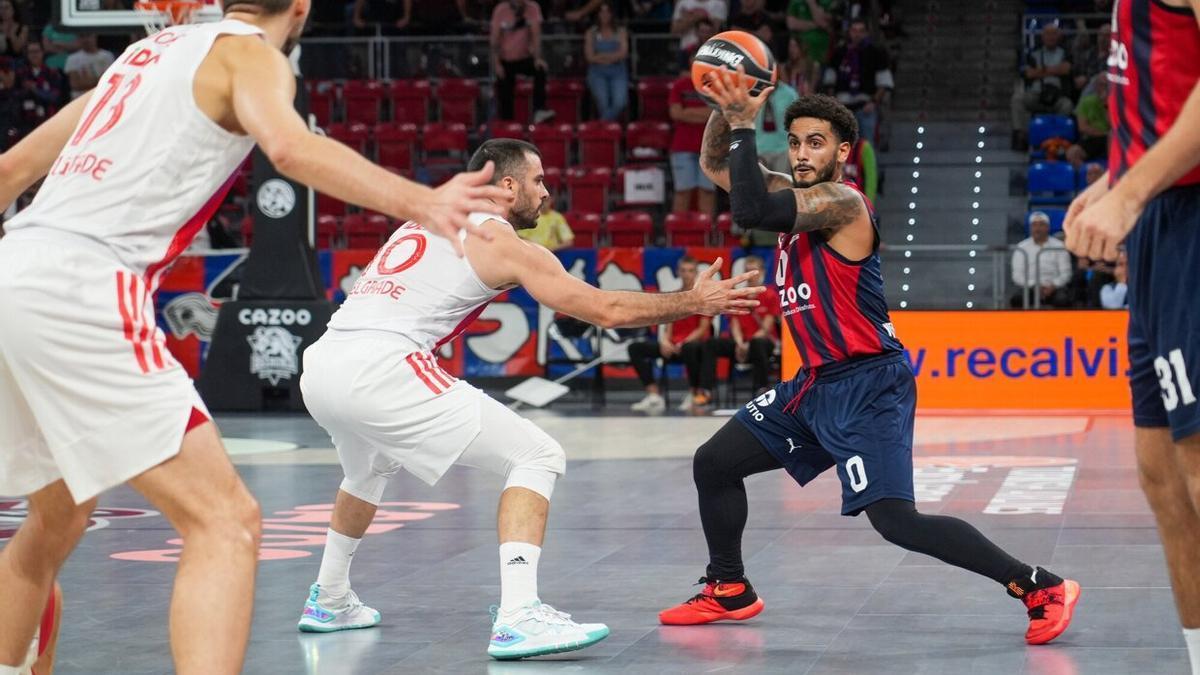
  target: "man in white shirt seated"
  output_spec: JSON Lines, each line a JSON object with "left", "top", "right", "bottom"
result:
{"left": 1011, "top": 210, "right": 1073, "bottom": 308}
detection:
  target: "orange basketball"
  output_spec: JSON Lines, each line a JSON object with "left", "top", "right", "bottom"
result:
{"left": 691, "top": 30, "right": 778, "bottom": 107}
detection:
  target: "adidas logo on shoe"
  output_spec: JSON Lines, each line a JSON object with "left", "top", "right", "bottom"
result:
{"left": 506, "top": 556, "right": 529, "bottom": 566}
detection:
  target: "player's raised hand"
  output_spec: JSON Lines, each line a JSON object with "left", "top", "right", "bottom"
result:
{"left": 420, "top": 161, "right": 515, "bottom": 256}
{"left": 691, "top": 258, "right": 765, "bottom": 316}
{"left": 704, "top": 66, "right": 773, "bottom": 130}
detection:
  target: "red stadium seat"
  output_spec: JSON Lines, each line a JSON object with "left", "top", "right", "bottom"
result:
{"left": 374, "top": 122, "right": 419, "bottom": 172}
{"left": 604, "top": 209, "right": 653, "bottom": 247}
{"left": 387, "top": 79, "right": 431, "bottom": 125}
{"left": 578, "top": 121, "right": 622, "bottom": 167}
{"left": 485, "top": 120, "right": 527, "bottom": 140}
{"left": 326, "top": 122, "right": 371, "bottom": 155}
{"left": 306, "top": 80, "right": 338, "bottom": 126}
{"left": 315, "top": 215, "right": 342, "bottom": 250}
{"left": 343, "top": 80, "right": 386, "bottom": 126}
{"left": 665, "top": 211, "right": 713, "bottom": 246}
{"left": 564, "top": 210, "right": 601, "bottom": 248}
{"left": 715, "top": 212, "right": 736, "bottom": 245}
{"left": 421, "top": 122, "right": 469, "bottom": 154}
{"left": 566, "top": 166, "right": 611, "bottom": 214}
{"left": 636, "top": 76, "right": 673, "bottom": 122}
{"left": 436, "top": 79, "right": 481, "bottom": 126}
{"left": 625, "top": 120, "right": 672, "bottom": 162}
{"left": 530, "top": 122, "right": 574, "bottom": 170}
{"left": 343, "top": 214, "right": 392, "bottom": 249}
{"left": 546, "top": 78, "right": 585, "bottom": 124}
{"left": 316, "top": 191, "right": 347, "bottom": 217}
{"left": 543, "top": 166, "right": 563, "bottom": 198}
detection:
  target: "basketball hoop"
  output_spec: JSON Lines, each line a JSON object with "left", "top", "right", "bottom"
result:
{"left": 134, "top": 0, "right": 204, "bottom": 35}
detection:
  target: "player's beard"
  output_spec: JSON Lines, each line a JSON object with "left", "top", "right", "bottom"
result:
{"left": 792, "top": 156, "right": 838, "bottom": 188}
{"left": 509, "top": 194, "right": 543, "bottom": 230}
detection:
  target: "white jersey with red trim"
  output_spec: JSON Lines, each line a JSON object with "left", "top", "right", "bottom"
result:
{"left": 5, "top": 19, "right": 261, "bottom": 289}
{"left": 327, "top": 213, "right": 505, "bottom": 350}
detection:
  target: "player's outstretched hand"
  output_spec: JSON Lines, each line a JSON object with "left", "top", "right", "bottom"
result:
{"left": 1063, "top": 172, "right": 1109, "bottom": 254}
{"left": 1065, "top": 183, "right": 1140, "bottom": 262}
{"left": 704, "top": 66, "right": 773, "bottom": 130}
{"left": 692, "top": 258, "right": 764, "bottom": 316}
{"left": 420, "top": 161, "right": 515, "bottom": 256}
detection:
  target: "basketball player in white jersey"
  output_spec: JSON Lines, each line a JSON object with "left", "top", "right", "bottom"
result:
{"left": 297, "top": 138, "right": 765, "bottom": 659}
{"left": 0, "top": 1, "right": 511, "bottom": 673}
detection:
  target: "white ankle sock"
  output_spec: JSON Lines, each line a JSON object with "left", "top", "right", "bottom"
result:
{"left": 0, "top": 665, "right": 21, "bottom": 675}
{"left": 499, "top": 542, "right": 541, "bottom": 613}
{"left": 316, "top": 528, "right": 361, "bottom": 599}
{"left": 1185, "top": 627, "right": 1200, "bottom": 675}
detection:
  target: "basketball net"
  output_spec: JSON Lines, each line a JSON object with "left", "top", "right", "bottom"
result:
{"left": 134, "top": 0, "right": 205, "bottom": 35}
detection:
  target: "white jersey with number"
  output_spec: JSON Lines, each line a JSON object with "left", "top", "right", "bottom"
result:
{"left": 327, "top": 213, "right": 505, "bottom": 350}
{"left": 6, "top": 19, "right": 261, "bottom": 289}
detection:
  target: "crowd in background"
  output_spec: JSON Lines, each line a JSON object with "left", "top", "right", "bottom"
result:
{"left": 1010, "top": 2, "right": 1122, "bottom": 311}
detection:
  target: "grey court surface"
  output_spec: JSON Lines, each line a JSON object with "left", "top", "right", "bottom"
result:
{"left": 4, "top": 408, "right": 1189, "bottom": 674}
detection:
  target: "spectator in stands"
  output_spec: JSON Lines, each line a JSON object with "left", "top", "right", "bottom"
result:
{"left": 585, "top": 2, "right": 629, "bottom": 121}
{"left": 1011, "top": 23, "right": 1074, "bottom": 150}
{"left": 16, "top": 42, "right": 65, "bottom": 131}
{"left": 756, "top": 81, "right": 800, "bottom": 174}
{"left": 1085, "top": 161, "right": 1104, "bottom": 186}
{"left": 730, "top": 0, "right": 782, "bottom": 54}
{"left": 64, "top": 33, "right": 113, "bottom": 100}
{"left": 1066, "top": 72, "right": 1108, "bottom": 168}
{"left": 0, "top": 55, "right": 19, "bottom": 150}
{"left": 823, "top": 17, "right": 892, "bottom": 145}
{"left": 352, "top": 0, "right": 413, "bottom": 33}
{"left": 699, "top": 255, "right": 779, "bottom": 402}
{"left": 781, "top": 36, "right": 819, "bottom": 95}
{"left": 1010, "top": 211, "right": 1073, "bottom": 308}
{"left": 629, "top": 256, "right": 711, "bottom": 413}
{"left": 40, "top": 24, "right": 80, "bottom": 72}
{"left": 491, "top": 0, "right": 556, "bottom": 123}
{"left": 1100, "top": 251, "right": 1128, "bottom": 310}
{"left": 1072, "top": 22, "right": 1110, "bottom": 93}
{"left": 519, "top": 194, "right": 575, "bottom": 250}
{"left": 0, "top": 0, "right": 27, "bottom": 59}
{"left": 669, "top": 56, "right": 717, "bottom": 216}
{"left": 1068, "top": 255, "right": 1114, "bottom": 308}
{"left": 786, "top": 0, "right": 835, "bottom": 66}
{"left": 631, "top": 0, "right": 673, "bottom": 23}
{"left": 671, "top": 0, "right": 728, "bottom": 60}
{"left": 841, "top": 136, "right": 878, "bottom": 202}
{"left": 406, "top": 0, "right": 469, "bottom": 34}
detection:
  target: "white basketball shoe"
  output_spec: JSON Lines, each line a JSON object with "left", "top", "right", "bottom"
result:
{"left": 487, "top": 601, "right": 609, "bottom": 660}
{"left": 297, "top": 583, "right": 382, "bottom": 633}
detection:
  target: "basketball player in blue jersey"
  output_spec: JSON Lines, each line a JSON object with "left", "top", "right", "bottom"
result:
{"left": 657, "top": 69, "right": 1080, "bottom": 645}
{"left": 1064, "top": 1, "right": 1200, "bottom": 671}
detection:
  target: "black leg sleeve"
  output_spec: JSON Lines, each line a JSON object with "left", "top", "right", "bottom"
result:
{"left": 627, "top": 340, "right": 660, "bottom": 386}
{"left": 700, "top": 337, "right": 736, "bottom": 392}
{"left": 747, "top": 337, "right": 774, "bottom": 390}
{"left": 693, "top": 418, "right": 783, "bottom": 581}
{"left": 680, "top": 340, "right": 705, "bottom": 389}
{"left": 865, "top": 499, "right": 1032, "bottom": 585}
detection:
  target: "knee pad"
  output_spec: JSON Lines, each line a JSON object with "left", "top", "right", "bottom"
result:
{"left": 504, "top": 437, "right": 565, "bottom": 501}
{"left": 339, "top": 474, "right": 389, "bottom": 506}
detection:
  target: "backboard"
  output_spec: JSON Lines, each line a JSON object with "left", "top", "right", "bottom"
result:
{"left": 55, "top": 0, "right": 222, "bottom": 32}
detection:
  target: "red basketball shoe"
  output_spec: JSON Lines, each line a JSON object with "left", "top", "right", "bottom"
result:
{"left": 1019, "top": 576, "right": 1081, "bottom": 645}
{"left": 659, "top": 577, "right": 765, "bottom": 625}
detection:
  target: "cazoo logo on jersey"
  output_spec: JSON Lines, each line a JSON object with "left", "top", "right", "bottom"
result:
{"left": 238, "top": 307, "right": 313, "bottom": 326}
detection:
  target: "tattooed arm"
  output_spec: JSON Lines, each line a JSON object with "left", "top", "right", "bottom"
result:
{"left": 700, "top": 110, "right": 793, "bottom": 193}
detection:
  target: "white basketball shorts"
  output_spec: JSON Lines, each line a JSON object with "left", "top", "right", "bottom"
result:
{"left": 301, "top": 329, "right": 563, "bottom": 500}
{"left": 0, "top": 228, "right": 208, "bottom": 503}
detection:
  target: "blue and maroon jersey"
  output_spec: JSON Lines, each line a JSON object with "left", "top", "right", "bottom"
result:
{"left": 1107, "top": 0, "right": 1200, "bottom": 187}
{"left": 775, "top": 182, "right": 903, "bottom": 369}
